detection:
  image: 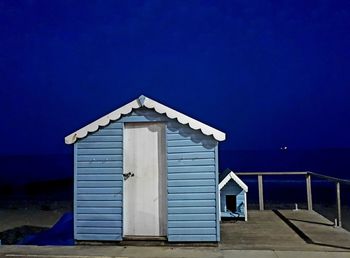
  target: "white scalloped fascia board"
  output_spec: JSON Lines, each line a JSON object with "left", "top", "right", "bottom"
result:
{"left": 65, "top": 95, "right": 226, "bottom": 144}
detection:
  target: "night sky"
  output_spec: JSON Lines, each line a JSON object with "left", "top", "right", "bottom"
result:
{"left": 1, "top": 0, "right": 350, "bottom": 156}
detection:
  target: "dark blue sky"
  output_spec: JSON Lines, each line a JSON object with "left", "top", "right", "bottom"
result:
{"left": 1, "top": 0, "right": 350, "bottom": 155}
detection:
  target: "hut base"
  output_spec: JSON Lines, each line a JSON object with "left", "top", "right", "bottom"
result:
{"left": 76, "top": 239, "right": 218, "bottom": 247}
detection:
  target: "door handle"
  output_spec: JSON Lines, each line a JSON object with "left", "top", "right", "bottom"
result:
{"left": 123, "top": 172, "right": 134, "bottom": 180}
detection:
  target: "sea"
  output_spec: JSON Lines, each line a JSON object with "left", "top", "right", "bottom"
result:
{"left": 0, "top": 148, "right": 349, "bottom": 227}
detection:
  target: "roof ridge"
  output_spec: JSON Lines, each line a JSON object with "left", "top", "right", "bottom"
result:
{"left": 219, "top": 168, "right": 248, "bottom": 192}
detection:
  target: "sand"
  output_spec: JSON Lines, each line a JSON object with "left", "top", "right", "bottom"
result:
{"left": 0, "top": 201, "right": 71, "bottom": 244}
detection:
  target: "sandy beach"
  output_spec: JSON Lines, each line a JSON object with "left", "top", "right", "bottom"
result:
{"left": 0, "top": 200, "right": 71, "bottom": 244}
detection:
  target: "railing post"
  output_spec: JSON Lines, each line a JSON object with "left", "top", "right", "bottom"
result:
{"left": 336, "top": 182, "right": 342, "bottom": 227}
{"left": 258, "top": 174, "right": 264, "bottom": 211}
{"left": 306, "top": 173, "right": 313, "bottom": 211}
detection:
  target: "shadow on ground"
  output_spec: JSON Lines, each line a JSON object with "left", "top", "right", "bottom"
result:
{"left": 273, "top": 210, "right": 350, "bottom": 250}
{"left": 220, "top": 210, "right": 350, "bottom": 251}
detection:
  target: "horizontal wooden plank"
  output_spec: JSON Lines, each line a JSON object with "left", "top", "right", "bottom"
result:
{"left": 168, "top": 172, "right": 215, "bottom": 180}
{"left": 77, "top": 188, "right": 122, "bottom": 194}
{"left": 167, "top": 139, "right": 216, "bottom": 147}
{"left": 168, "top": 179, "right": 215, "bottom": 187}
{"left": 167, "top": 126, "right": 214, "bottom": 136}
{"left": 168, "top": 200, "right": 215, "bottom": 207}
{"left": 77, "top": 155, "right": 122, "bottom": 162}
{"left": 167, "top": 139, "right": 202, "bottom": 147}
{"left": 167, "top": 146, "right": 214, "bottom": 153}
{"left": 80, "top": 136, "right": 122, "bottom": 142}
{"left": 105, "top": 123, "right": 123, "bottom": 129}
{"left": 168, "top": 214, "right": 216, "bottom": 221}
{"left": 166, "top": 134, "right": 187, "bottom": 140}
{"left": 77, "top": 201, "right": 122, "bottom": 208}
{"left": 168, "top": 159, "right": 215, "bottom": 167}
{"left": 168, "top": 166, "right": 215, "bottom": 173}
{"left": 168, "top": 228, "right": 216, "bottom": 235}
{"left": 90, "top": 129, "right": 122, "bottom": 136}
{"left": 77, "top": 149, "right": 122, "bottom": 155}
{"left": 168, "top": 193, "right": 216, "bottom": 200}
{"left": 167, "top": 152, "right": 214, "bottom": 160}
{"left": 78, "top": 207, "right": 122, "bottom": 214}
{"left": 168, "top": 221, "right": 216, "bottom": 228}
{"left": 168, "top": 235, "right": 216, "bottom": 242}
{"left": 75, "top": 233, "right": 121, "bottom": 241}
{"left": 77, "top": 194, "right": 122, "bottom": 201}
{"left": 77, "top": 174, "right": 122, "bottom": 181}
{"left": 78, "top": 200, "right": 122, "bottom": 207}
{"left": 77, "top": 227, "right": 121, "bottom": 234}
{"left": 76, "top": 214, "right": 122, "bottom": 221}
{"left": 168, "top": 186, "right": 216, "bottom": 193}
{"left": 166, "top": 124, "right": 194, "bottom": 134}
{"left": 77, "top": 161, "right": 122, "bottom": 168}
{"left": 77, "top": 168, "right": 122, "bottom": 174}
{"left": 168, "top": 207, "right": 216, "bottom": 214}
{"left": 77, "top": 181, "right": 122, "bottom": 188}
{"left": 119, "top": 116, "right": 167, "bottom": 123}
{"left": 76, "top": 220, "right": 122, "bottom": 228}
{"left": 78, "top": 142, "right": 122, "bottom": 149}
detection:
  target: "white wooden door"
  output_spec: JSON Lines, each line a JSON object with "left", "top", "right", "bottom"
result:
{"left": 123, "top": 122, "right": 167, "bottom": 237}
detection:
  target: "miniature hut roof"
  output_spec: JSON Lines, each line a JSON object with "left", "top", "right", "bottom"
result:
{"left": 65, "top": 95, "right": 226, "bottom": 144}
{"left": 219, "top": 169, "right": 248, "bottom": 192}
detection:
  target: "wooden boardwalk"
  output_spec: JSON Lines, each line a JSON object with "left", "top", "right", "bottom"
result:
{"left": 221, "top": 209, "right": 350, "bottom": 251}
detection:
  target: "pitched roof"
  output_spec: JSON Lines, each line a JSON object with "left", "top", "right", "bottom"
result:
{"left": 219, "top": 168, "right": 248, "bottom": 192}
{"left": 65, "top": 95, "right": 226, "bottom": 144}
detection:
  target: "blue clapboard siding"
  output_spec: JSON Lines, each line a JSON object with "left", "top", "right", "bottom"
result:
{"left": 74, "top": 108, "right": 170, "bottom": 241}
{"left": 167, "top": 120, "right": 219, "bottom": 242}
{"left": 75, "top": 121, "right": 123, "bottom": 241}
{"left": 74, "top": 107, "right": 220, "bottom": 242}
{"left": 220, "top": 180, "right": 246, "bottom": 219}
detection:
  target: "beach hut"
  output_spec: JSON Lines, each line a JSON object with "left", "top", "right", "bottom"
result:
{"left": 219, "top": 169, "right": 248, "bottom": 221}
{"left": 65, "top": 95, "right": 226, "bottom": 242}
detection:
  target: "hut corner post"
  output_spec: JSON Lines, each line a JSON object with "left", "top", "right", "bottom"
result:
{"left": 306, "top": 173, "right": 313, "bottom": 211}
{"left": 258, "top": 174, "right": 264, "bottom": 211}
{"left": 336, "top": 182, "right": 342, "bottom": 227}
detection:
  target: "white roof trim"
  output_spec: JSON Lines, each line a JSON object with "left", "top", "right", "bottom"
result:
{"left": 219, "top": 169, "right": 248, "bottom": 192}
{"left": 65, "top": 95, "right": 226, "bottom": 144}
